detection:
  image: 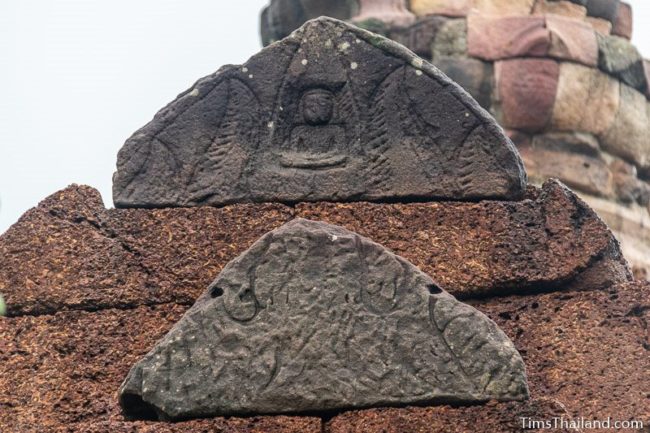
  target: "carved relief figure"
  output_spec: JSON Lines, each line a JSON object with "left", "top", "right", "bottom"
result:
{"left": 280, "top": 88, "right": 347, "bottom": 169}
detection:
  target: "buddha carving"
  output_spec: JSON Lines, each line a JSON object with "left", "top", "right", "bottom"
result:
{"left": 280, "top": 88, "right": 347, "bottom": 169}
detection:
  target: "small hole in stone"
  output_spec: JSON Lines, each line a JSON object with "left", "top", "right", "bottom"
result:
{"left": 426, "top": 283, "right": 442, "bottom": 295}
{"left": 210, "top": 286, "right": 224, "bottom": 298}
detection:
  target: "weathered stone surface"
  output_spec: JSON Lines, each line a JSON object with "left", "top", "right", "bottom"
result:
{"left": 114, "top": 18, "right": 526, "bottom": 207}
{"left": 409, "top": 0, "right": 471, "bottom": 17}
{"left": 546, "top": 15, "right": 599, "bottom": 66}
{"left": 520, "top": 141, "right": 614, "bottom": 198}
{"left": 533, "top": 0, "right": 588, "bottom": 18}
{"left": 352, "top": 0, "right": 415, "bottom": 27}
{"left": 551, "top": 62, "right": 620, "bottom": 135}
{"left": 598, "top": 34, "right": 646, "bottom": 91}
{"left": 467, "top": 14, "right": 550, "bottom": 61}
{"left": 473, "top": 0, "right": 535, "bottom": 15}
{"left": 495, "top": 59, "right": 559, "bottom": 132}
{"left": 118, "top": 219, "right": 529, "bottom": 419}
{"left": 602, "top": 84, "right": 650, "bottom": 168}
{"left": 390, "top": 15, "right": 448, "bottom": 57}
{"left": 585, "top": 0, "right": 620, "bottom": 23}
{"left": 612, "top": 1, "right": 632, "bottom": 39}
{"left": 435, "top": 56, "right": 493, "bottom": 109}
{"left": 1, "top": 182, "right": 631, "bottom": 317}
{"left": 431, "top": 18, "right": 467, "bottom": 60}
{"left": 586, "top": 16, "right": 612, "bottom": 35}
{"left": 0, "top": 185, "right": 294, "bottom": 316}
{"left": 260, "top": 0, "right": 359, "bottom": 44}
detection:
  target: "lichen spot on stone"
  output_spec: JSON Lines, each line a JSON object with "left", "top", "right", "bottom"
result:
{"left": 331, "top": 235, "right": 338, "bottom": 241}
{"left": 268, "top": 121, "right": 274, "bottom": 129}
{"left": 189, "top": 88, "right": 200, "bottom": 97}
{"left": 242, "top": 67, "right": 248, "bottom": 73}
{"left": 249, "top": 74, "right": 254, "bottom": 79}
{"left": 325, "top": 39, "right": 332, "bottom": 48}
{"left": 338, "top": 41, "right": 350, "bottom": 52}
{"left": 415, "top": 70, "right": 423, "bottom": 76}
{"left": 411, "top": 58, "right": 424, "bottom": 69}
{"left": 301, "top": 59, "right": 308, "bottom": 66}
{"left": 351, "top": 62, "right": 358, "bottom": 70}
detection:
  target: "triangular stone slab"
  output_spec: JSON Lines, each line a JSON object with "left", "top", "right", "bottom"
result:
{"left": 118, "top": 219, "right": 529, "bottom": 420}
{"left": 113, "top": 17, "right": 526, "bottom": 208}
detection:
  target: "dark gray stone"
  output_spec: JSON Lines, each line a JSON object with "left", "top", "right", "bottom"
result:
{"left": 586, "top": 0, "right": 620, "bottom": 23}
{"left": 597, "top": 34, "right": 647, "bottom": 91}
{"left": 113, "top": 18, "right": 526, "bottom": 208}
{"left": 119, "top": 219, "right": 529, "bottom": 420}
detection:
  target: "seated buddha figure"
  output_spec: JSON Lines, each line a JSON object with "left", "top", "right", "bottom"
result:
{"left": 280, "top": 87, "right": 347, "bottom": 169}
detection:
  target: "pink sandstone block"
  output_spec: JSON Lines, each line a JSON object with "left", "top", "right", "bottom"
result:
{"left": 533, "top": 0, "right": 587, "bottom": 19}
{"left": 612, "top": 2, "right": 633, "bottom": 40}
{"left": 495, "top": 59, "right": 560, "bottom": 132}
{"left": 586, "top": 16, "right": 612, "bottom": 35}
{"left": 546, "top": 15, "right": 599, "bottom": 67}
{"left": 467, "top": 13, "right": 550, "bottom": 61}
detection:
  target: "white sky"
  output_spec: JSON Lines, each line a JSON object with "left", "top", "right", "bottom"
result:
{"left": 1, "top": 0, "right": 649, "bottom": 233}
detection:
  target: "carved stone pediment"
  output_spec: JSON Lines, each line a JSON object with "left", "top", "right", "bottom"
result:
{"left": 113, "top": 17, "right": 526, "bottom": 208}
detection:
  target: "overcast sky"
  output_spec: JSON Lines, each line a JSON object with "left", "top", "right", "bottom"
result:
{"left": 1, "top": 1, "right": 649, "bottom": 233}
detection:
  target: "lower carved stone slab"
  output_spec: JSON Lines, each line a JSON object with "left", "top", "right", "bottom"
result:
{"left": 118, "top": 219, "right": 528, "bottom": 419}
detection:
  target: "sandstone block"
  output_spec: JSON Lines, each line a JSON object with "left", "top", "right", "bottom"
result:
{"left": 520, "top": 141, "right": 613, "bottom": 197}
{"left": 431, "top": 18, "right": 467, "bottom": 60}
{"left": 467, "top": 14, "right": 550, "bottom": 61}
{"left": 612, "top": 1, "right": 632, "bottom": 39}
{"left": 586, "top": 16, "right": 612, "bottom": 35}
{"left": 409, "top": 0, "right": 471, "bottom": 17}
{"left": 551, "top": 62, "right": 620, "bottom": 136}
{"left": 495, "top": 59, "right": 559, "bottom": 132}
{"left": 435, "top": 56, "right": 494, "bottom": 109}
{"left": 546, "top": 15, "right": 598, "bottom": 66}
{"left": 119, "top": 219, "right": 529, "bottom": 419}
{"left": 473, "top": 0, "right": 536, "bottom": 15}
{"left": 531, "top": 131, "right": 601, "bottom": 155}
{"left": 533, "top": 0, "right": 588, "bottom": 18}
{"left": 598, "top": 34, "right": 647, "bottom": 91}
{"left": 114, "top": 18, "right": 527, "bottom": 207}
{"left": 610, "top": 158, "right": 650, "bottom": 205}
{"left": 602, "top": 84, "right": 650, "bottom": 168}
